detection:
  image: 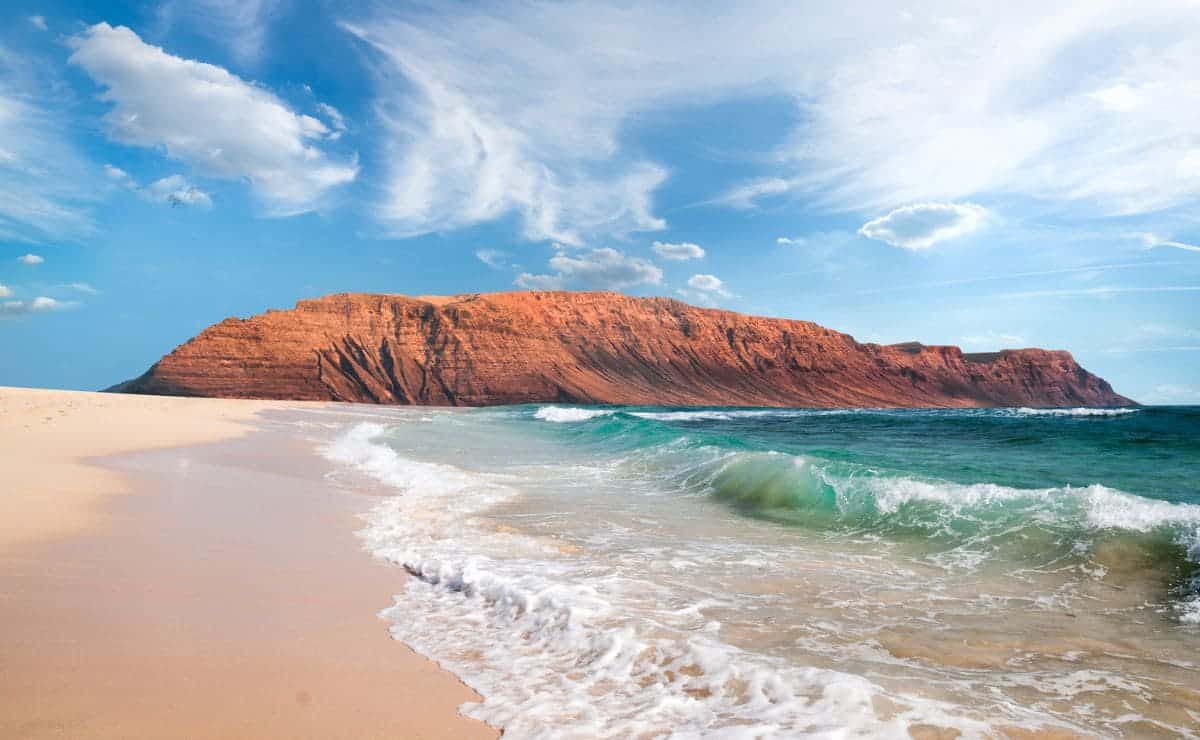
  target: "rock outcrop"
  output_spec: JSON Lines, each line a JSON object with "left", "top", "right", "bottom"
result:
{"left": 112, "top": 291, "right": 1133, "bottom": 407}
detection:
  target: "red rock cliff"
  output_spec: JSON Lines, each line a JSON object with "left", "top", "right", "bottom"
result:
{"left": 113, "top": 291, "right": 1133, "bottom": 407}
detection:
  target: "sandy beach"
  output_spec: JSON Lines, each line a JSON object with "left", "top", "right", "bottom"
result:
{"left": 0, "top": 387, "right": 494, "bottom": 739}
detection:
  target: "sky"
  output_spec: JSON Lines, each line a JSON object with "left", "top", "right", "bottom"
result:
{"left": 0, "top": 1, "right": 1197, "bottom": 403}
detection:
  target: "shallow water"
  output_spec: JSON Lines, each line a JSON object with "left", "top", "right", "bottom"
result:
{"left": 322, "top": 405, "right": 1200, "bottom": 738}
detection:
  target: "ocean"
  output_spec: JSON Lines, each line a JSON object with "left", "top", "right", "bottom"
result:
{"left": 321, "top": 404, "right": 1200, "bottom": 737}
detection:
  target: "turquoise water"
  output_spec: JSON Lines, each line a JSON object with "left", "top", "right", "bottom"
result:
{"left": 323, "top": 404, "right": 1200, "bottom": 737}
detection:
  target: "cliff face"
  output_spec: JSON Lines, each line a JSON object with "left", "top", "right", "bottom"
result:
{"left": 114, "top": 291, "right": 1133, "bottom": 408}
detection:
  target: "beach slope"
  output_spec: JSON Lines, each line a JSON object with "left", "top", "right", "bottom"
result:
{"left": 0, "top": 387, "right": 493, "bottom": 739}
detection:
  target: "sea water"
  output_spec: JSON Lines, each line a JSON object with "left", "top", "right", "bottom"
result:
{"left": 322, "top": 405, "right": 1200, "bottom": 737}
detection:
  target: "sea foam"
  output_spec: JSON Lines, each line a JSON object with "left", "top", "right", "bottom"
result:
{"left": 322, "top": 421, "right": 1006, "bottom": 738}
{"left": 1012, "top": 407, "right": 1139, "bottom": 417}
{"left": 533, "top": 406, "right": 614, "bottom": 423}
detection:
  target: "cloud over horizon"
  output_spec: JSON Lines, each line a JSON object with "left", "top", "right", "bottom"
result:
{"left": 516, "top": 247, "right": 663, "bottom": 290}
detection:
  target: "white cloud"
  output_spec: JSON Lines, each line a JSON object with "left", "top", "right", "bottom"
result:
{"left": 342, "top": 9, "right": 714, "bottom": 244}
{"left": 18, "top": 253, "right": 44, "bottom": 265}
{"left": 316, "top": 102, "right": 347, "bottom": 140}
{"left": 106, "top": 165, "right": 213, "bottom": 208}
{"left": 104, "top": 163, "right": 133, "bottom": 183}
{"left": 0, "top": 296, "right": 76, "bottom": 317}
{"left": 29, "top": 16, "right": 48, "bottom": 31}
{"left": 686, "top": 273, "right": 733, "bottom": 300}
{"left": 960, "top": 331, "right": 1029, "bottom": 349}
{"left": 714, "top": 178, "right": 799, "bottom": 210}
{"left": 0, "top": 284, "right": 10, "bottom": 297}
{"left": 0, "top": 64, "right": 98, "bottom": 241}
{"left": 144, "top": 175, "right": 212, "bottom": 208}
{"left": 69, "top": 24, "right": 357, "bottom": 215}
{"left": 1133, "top": 232, "right": 1200, "bottom": 253}
{"left": 776, "top": 231, "right": 857, "bottom": 249}
{"left": 1088, "top": 83, "right": 1142, "bottom": 113}
{"left": 652, "top": 241, "right": 705, "bottom": 260}
{"left": 858, "top": 202, "right": 988, "bottom": 249}
{"left": 475, "top": 249, "right": 509, "bottom": 269}
{"left": 66, "top": 282, "right": 99, "bottom": 295}
{"left": 687, "top": 274, "right": 724, "bottom": 292}
{"left": 516, "top": 247, "right": 662, "bottom": 290}
{"left": 154, "top": 0, "right": 282, "bottom": 66}
{"left": 340, "top": 2, "right": 1200, "bottom": 232}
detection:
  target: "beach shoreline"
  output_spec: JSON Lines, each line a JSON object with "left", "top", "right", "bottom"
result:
{"left": 0, "top": 387, "right": 494, "bottom": 739}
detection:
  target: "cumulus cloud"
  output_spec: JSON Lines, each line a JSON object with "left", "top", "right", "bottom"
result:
{"left": 18, "top": 253, "right": 44, "bottom": 265}
{"left": 106, "top": 165, "right": 213, "bottom": 208}
{"left": 144, "top": 175, "right": 212, "bottom": 208}
{"left": 0, "top": 284, "right": 10, "bottom": 297}
{"left": 652, "top": 241, "right": 705, "bottom": 261}
{"left": 686, "top": 273, "right": 733, "bottom": 298}
{"left": 29, "top": 16, "right": 48, "bottom": 31}
{"left": 1, "top": 296, "right": 75, "bottom": 316}
{"left": 687, "top": 274, "right": 724, "bottom": 292}
{"left": 69, "top": 24, "right": 357, "bottom": 215}
{"left": 516, "top": 247, "right": 663, "bottom": 290}
{"left": 858, "top": 203, "right": 988, "bottom": 249}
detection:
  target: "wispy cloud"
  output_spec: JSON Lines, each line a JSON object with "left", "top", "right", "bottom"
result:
{"left": 69, "top": 24, "right": 357, "bottom": 215}
{"left": 345, "top": 2, "right": 1200, "bottom": 225}
{"left": 0, "top": 55, "right": 98, "bottom": 241}
{"left": 475, "top": 249, "right": 510, "bottom": 270}
{"left": 856, "top": 261, "right": 1178, "bottom": 296}
{"left": 155, "top": 0, "right": 283, "bottom": 66}
{"left": 985, "top": 285, "right": 1200, "bottom": 300}
{"left": 28, "top": 15, "right": 48, "bottom": 31}
{"left": 1133, "top": 232, "right": 1200, "bottom": 253}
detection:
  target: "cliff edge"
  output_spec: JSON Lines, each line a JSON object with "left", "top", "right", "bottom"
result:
{"left": 112, "top": 291, "right": 1133, "bottom": 408}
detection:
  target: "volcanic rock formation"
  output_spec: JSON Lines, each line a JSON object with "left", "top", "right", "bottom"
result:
{"left": 112, "top": 291, "right": 1133, "bottom": 407}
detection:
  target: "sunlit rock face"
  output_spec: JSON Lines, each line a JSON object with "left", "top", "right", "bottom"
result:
{"left": 113, "top": 291, "right": 1133, "bottom": 408}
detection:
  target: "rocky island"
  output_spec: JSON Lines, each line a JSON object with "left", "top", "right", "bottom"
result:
{"left": 112, "top": 291, "right": 1132, "bottom": 408}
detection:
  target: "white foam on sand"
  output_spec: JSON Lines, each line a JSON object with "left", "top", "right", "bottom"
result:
{"left": 321, "top": 421, "right": 1017, "bottom": 738}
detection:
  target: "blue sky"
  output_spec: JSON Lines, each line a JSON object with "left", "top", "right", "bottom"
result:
{"left": 1, "top": 0, "right": 1197, "bottom": 403}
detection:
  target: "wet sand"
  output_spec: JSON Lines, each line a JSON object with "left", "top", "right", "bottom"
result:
{"left": 0, "top": 387, "right": 494, "bottom": 739}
